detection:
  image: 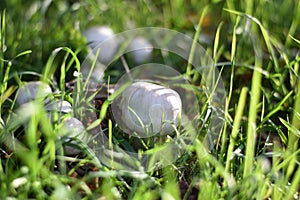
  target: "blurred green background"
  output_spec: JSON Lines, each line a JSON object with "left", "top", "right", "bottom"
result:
{"left": 1, "top": 0, "right": 299, "bottom": 74}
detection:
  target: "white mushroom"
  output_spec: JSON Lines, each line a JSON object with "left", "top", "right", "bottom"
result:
{"left": 16, "top": 81, "right": 52, "bottom": 105}
{"left": 43, "top": 99, "right": 88, "bottom": 155}
{"left": 59, "top": 117, "right": 90, "bottom": 155}
{"left": 45, "top": 100, "right": 72, "bottom": 114}
{"left": 113, "top": 81, "right": 182, "bottom": 137}
{"left": 127, "top": 37, "right": 153, "bottom": 64}
{"left": 83, "top": 26, "right": 119, "bottom": 65}
{"left": 80, "top": 61, "right": 106, "bottom": 88}
{"left": 45, "top": 100, "right": 72, "bottom": 122}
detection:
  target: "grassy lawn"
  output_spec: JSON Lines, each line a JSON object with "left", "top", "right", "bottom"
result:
{"left": 0, "top": 0, "right": 300, "bottom": 199}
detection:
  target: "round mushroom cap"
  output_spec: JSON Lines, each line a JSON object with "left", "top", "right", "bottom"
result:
{"left": 45, "top": 100, "right": 72, "bottom": 113}
{"left": 16, "top": 81, "right": 52, "bottom": 105}
{"left": 118, "top": 81, "right": 182, "bottom": 137}
{"left": 128, "top": 37, "right": 153, "bottom": 64}
{"left": 59, "top": 117, "right": 90, "bottom": 155}
{"left": 84, "top": 26, "right": 114, "bottom": 47}
{"left": 83, "top": 26, "right": 119, "bottom": 64}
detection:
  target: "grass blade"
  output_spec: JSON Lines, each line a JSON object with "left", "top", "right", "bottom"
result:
{"left": 243, "top": 36, "right": 263, "bottom": 178}
{"left": 225, "top": 87, "right": 248, "bottom": 173}
{"left": 186, "top": 5, "right": 209, "bottom": 76}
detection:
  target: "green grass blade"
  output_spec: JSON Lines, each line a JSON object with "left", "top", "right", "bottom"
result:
{"left": 259, "top": 91, "right": 293, "bottom": 126}
{"left": 223, "top": 9, "right": 280, "bottom": 71}
{"left": 221, "top": 16, "right": 241, "bottom": 163}
{"left": 289, "top": 79, "right": 300, "bottom": 149}
{"left": 243, "top": 39, "right": 263, "bottom": 178}
{"left": 285, "top": 1, "right": 300, "bottom": 46}
{"left": 0, "top": 10, "right": 5, "bottom": 84}
{"left": 59, "top": 52, "right": 69, "bottom": 93}
{"left": 42, "top": 47, "right": 81, "bottom": 83}
{"left": 186, "top": 5, "right": 209, "bottom": 76}
{"left": 225, "top": 87, "right": 248, "bottom": 173}
{"left": 213, "top": 21, "right": 223, "bottom": 61}
{"left": 83, "top": 48, "right": 100, "bottom": 90}
{"left": 231, "top": 16, "right": 240, "bottom": 62}
{"left": 280, "top": 118, "right": 300, "bottom": 138}
{"left": 289, "top": 34, "right": 300, "bottom": 44}
{"left": 285, "top": 79, "right": 300, "bottom": 179}
{"left": 286, "top": 163, "right": 300, "bottom": 199}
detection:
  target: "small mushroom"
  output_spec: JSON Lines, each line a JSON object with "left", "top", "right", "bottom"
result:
{"left": 81, "top": 61, "right": 106, "bottom": 89}
{"left": 113, "top": 81, "right": 182, "bottom": 137}
{"left": 16, "top": 81, "right": 52, "bottom": 105}
{"left": 45, "top": 100, "right": 72, "bottom": 114}
{"left": 45, "top": 100, "right": 72, "bottom": 122}
{"left": 128, "top": 37, "right": 153, "bottom": 64}
{"left": 45, "top": 100, "right": 89, "bottom": 155}
{"left": 59, "top": 117, "right": 90, "bottom": 155}
{"left": 83, "top": 26, "right": 119, "bottom": 65}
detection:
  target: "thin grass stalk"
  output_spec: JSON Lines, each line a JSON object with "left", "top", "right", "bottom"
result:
{"left": 243, "top": 33, "right": 263, "bottom": 178}
{"left": 213, "top": 22, "right": 223, "bottom": 61}
{"left": 0, "top": 10, "right": 5, "bottom": 115}
{"left": 285, "top": 1, "right": 300, "bottom": 46}
{"left": 83, "top": 48, "right": 100, "bottom": 90}
{"left": 245, "top": 0, "right": 254, "bottom": 16}
{"left": 225, "top": 0, "right": 237, "bottom": 22}
{"left": 0, "top": 10, "right": 5, "bottom": 82}
{"left": 290, "top": 79, "right": 300, "bottom": 146}
{"left": 213, "top": 32, "right": 228, "bottom": 158}
{"left": 286, "top": 164, "right": 300, "bottom": 199}
{"left": 221, "top": 16, "right": 240, "bottom": 162}
{"left": 224, "top": 9, "right": 280, "bottom": 71}
{"left": 286, "top": 79, "right": 300, "bottom": 179}
{"left": 225, "top": 87, "right": 248, "bottom": 173}
{"left": 59, "top": 52, "right": 69, "bottom": 94}
{"left": 186, "top": 5, "right": 209, "bottom": 76}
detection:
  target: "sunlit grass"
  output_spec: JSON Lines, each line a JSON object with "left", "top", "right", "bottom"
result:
{"left": 1, "top": 0, "right": 300, "bottom": 199}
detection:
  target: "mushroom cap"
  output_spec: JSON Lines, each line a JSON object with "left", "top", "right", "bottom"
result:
{"left": 16, "top": 81, "right": 52, "bottom": 105}
{"left": 83, "top": 26, "right": 114, "bottom": 46}
{"left": 45, "top": 100, "right": 72, "bottom": 113}
{"left": 59, "top": 117, "right": 90, "bottom": 155}
{"left": 45, "top": 100, "right": 72, "bottom": 122}
{"left": 128, "top": 37, "right": 153, "bottom": 64}
{"left": 81, "top": 61, "right": 106, "bottom": 89}
{"left": 118, "top": 81, "right": 182, "bottom": 137}
{"left": 83, "top": 26, "right": 119, "bottom": 65}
